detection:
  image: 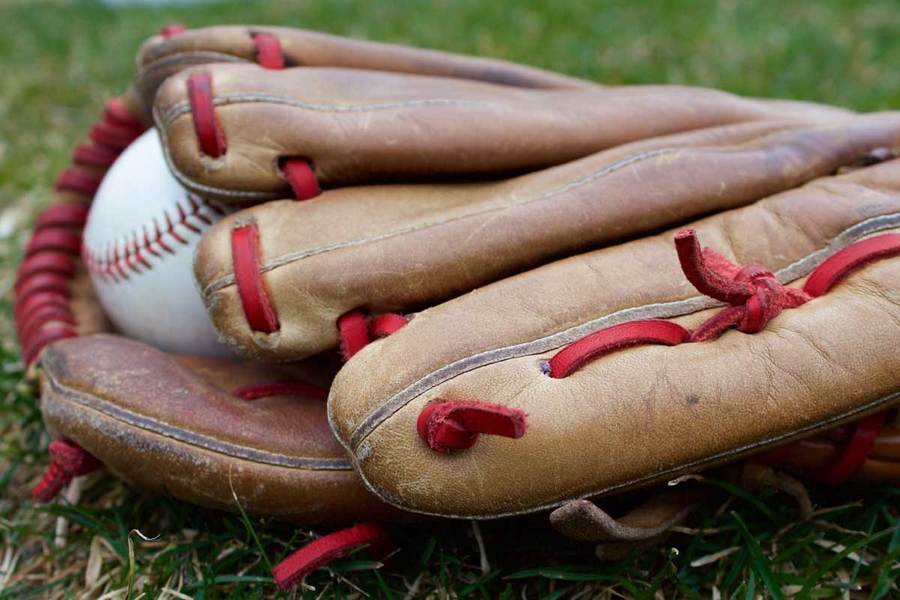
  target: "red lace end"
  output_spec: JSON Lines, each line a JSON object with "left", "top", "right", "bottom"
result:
{"left": 32, "top": 440, "right": 100, "bottom": 502}
{"left": 160, "top": 24, "right": 187, "bottom": 38}
{"left": 233, "top": 382, "right": 328, "bottom": 401}
{"left": 272, "top": 523, "right": 392, "bottom": 589}
{"left": 804, "top": 234, "right": 900, "bottom": 297}
{"left": 547, "top": 320, "right": 689, "bottom": 379}
{"left": 338, "top": 310, "right": 369, "bottom": 360}
{"left": 674, "top": 229, "right": 753, "bottom": 304}
{"left": 418, "top": 400, "right": 527, "bottom": 453}
{"left": 188, "top": 72, "right": 227, "bottom": 158}
{"left": 232, "top": 224, "right": 279, "bottom": 333}
{"left": 252, "top": 32, "right": 285, "bottom": 69}
{"left": 281, "top": 159, "right": 321, "bottom": 200}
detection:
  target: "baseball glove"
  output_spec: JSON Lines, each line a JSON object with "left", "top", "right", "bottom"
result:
{"left": 191, "top": 113, "right": 900, "bottom": 361}
{"left": 16, "top": 24, "right": 900, "bottom": 588}
{"left": 326, "top": 154, "right": 900, "bottom": 518}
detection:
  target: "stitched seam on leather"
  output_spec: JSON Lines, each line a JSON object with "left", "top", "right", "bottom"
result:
{"left": 202, "top": 147, "right": 677, "bottom": 295}
{"left": 140, "top": 52, "right": 246, "bottom": 81}
{"left": 346, "top": 213, "right": 900, "bottom": 450}
{"left": 159, "top": 94, "right": 491, "bottom": 129}
{"left": 82, "top": 194, "right": 225, "bottom": 284}
{"left": 202, "top": 120, "right": 882, "bottom": 294}
{"left": 44, "top": 374, "right": 352, "bottom": 470}
{"left": 347, "top": 390, "right": 900, "bottom": 519}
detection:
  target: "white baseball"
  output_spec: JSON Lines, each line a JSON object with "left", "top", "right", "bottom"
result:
{"left": 83, "top": 129, "right": 232, "bottom": 358}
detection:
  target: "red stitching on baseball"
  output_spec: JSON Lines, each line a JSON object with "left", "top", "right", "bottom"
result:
{"left": 418, "top": 400, "right": 527, "bottom": 452}
{"left": 280, "top": 158, "right": 321, "bottom": 200}
{"left": 252, "top": 32, "right": 285, "bottom": 70}
{"left": 82, "top": 195, "right": 223, "bottom": 284}
{"left": 232, "top": 382, "right": 328, "bottom": 401}
{"left": 272, "top": 523, "right": 392, "bottom": 590}
{"left": 232, "top": 224, "right": 280, "bottom": 333}
{"left": 187, "top": 71, "right": 227, "bottom": 158}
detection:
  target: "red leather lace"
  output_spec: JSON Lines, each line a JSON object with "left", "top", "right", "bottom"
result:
{"left": 14, "top": 99, "right": 145, "bottom": 364}
{"left": 32, "top": 440, "right": 100, "bottom": 502}
{"left": 272, "top": 523, "right": 392, "bottom": 589}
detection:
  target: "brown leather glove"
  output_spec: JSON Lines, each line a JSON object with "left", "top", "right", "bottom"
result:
{"left": 152, "top": 61, "right": 851, "bottom": 203}
{"left": 131, "top": 24, "right": 596, "bottom": 120}
{"left": 326, "top": 154, "right": 900, "bottom": 518}
{"left": 192, "top": 113, "right": 900, "bottom": 362}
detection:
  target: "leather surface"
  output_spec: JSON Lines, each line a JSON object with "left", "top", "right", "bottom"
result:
{"left": 132, "top": 25, "right": 595, "bottom": 119}
{"left": 38, "top": 334, "right": 397, "bottom": 524}
{"left": 328, "top": 157, "right": 900, "bottom": 518}
{"left": 194, "top": 114, "right": 900, "bottom": 361}
{"left": 154, "top": 63, "right": 852, "bottom": 203}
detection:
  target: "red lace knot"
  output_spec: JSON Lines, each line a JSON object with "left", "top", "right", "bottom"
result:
{"left": 417, "top": 400, "right": 527, "bottom": 453}
{"left": 272, "top": 523, "right": 392, "bottom": 590}
{"left": 674, "top": 229, "right": 811, "bottom": 341}
{"left": 338, "top": 310, "right": 409, "bottom": 361}
{"left": 31, "top": 440, "right": 100, "bottom": 502}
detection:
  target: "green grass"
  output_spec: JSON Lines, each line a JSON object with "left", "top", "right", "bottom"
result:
{"left": 1, "top": 0, "right": 899, "bottom": 597}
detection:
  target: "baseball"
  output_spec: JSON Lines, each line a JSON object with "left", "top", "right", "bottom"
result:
{"left": 82, "top": 128, "right": 233, "bottom": 358}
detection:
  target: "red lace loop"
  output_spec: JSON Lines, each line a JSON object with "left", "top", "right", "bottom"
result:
{"left": 547, "top": 320, "right": 689, "bottom": 379}
{"left": 16, "top": 253, "right": 76, "bottom": 286}
{"left": 25, "top": 229, "right": 81, "bottom": 257}
{"left": 272, "top": 523, "right": 392, "bottom": 590}
{"left": 418, "top": 400, "right": 527, "bottom": 453}
{"left": 102, "top": 99, "right": 144, "bottom": 130}
{"left": 187, "top": 71, "right": 227, "bottom": 158}
{"left": 233, "top": 382, "right": 328, "bottom": 401}
{"left": 370, "top": 313, "right": 409, "bottom": 338}
{"left": 34, "top": 203, "right": 90, "bottom": 230}
{"left": 14, "top": 273, "right": 70, "bottom": 303}
{"left": 252, "top": 32, "right": 285, "bottom": 69}
{"left": 160, "top": 24, "right": 187, "bottom": 38}
{"left": 23, "top": 326, "right": 77, "bottom": 364}
{"left": 804, "top": 233, "right": 900, "bottom": 297}
{"left": 338, "top": 310, "right": 369, "bottom": 360}
{"left": 55, "top": 169, "right": 103, "bottom": 197}
{"left": 232, "top": 224, "right": 279, "bottom": 333}
{"left": 280, "top": 159, "right": 321, "bottom": 200}
{"left": 338, "top": 310, "right": 410, "bottom": 360}
{"left": 810, "top": 411, "right": 890, "bottom": 484}
{"left": 89, "top": 120, "right": 142, "bottom": 152}
{"left": 74, "top": 143, "right": 119, "bottom": 169}
{"left": 31, "top": 440, "right": 100, "bottom": 502}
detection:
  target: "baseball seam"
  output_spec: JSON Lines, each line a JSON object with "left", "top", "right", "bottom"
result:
{"left": 82, "top": 194, "right": 224, "bottom": 283}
